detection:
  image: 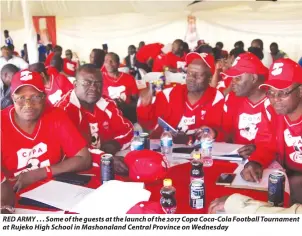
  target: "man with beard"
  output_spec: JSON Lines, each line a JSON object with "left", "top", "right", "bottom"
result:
{"left": 137, "top": 52, "right": 224, "bottom": 142}
{"left": 241, "top": 58, "right": 302, "bottom": 204}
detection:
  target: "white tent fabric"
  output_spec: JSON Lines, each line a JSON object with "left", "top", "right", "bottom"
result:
{"left": 1, "top": 0, "right": 302, "bottom": 62}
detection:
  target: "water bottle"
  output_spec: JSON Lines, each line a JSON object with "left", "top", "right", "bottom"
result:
{"left": 130, "top": 131, "right": 144, "bottom": 151}
{"left": 160, "top": 127, "right": 173, "bottom": 161}
{"left": 201, "top": 128, "right": 213, "bottom": 167}
{"left": 133, "top": 123, "right": 143, "bottom": 133}
{"left": 160, "top": 179, "right": 177, "bottom": 214}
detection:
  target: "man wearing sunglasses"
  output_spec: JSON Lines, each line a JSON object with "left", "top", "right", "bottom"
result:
{"left": 241, "top": 58, "right": 302, "bottom": 204}
{"left": 56, "top": 64, "right": 132, "bottom": 175}
{"left": 1, "top": 70, "right": 92, "bottom": 192}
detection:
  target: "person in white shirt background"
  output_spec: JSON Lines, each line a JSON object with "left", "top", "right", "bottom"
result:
{"left": 0, "top": 46, "right": 28, "bottom": 72}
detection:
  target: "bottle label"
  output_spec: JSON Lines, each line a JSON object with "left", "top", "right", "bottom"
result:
{"left": 161, "top": 138, "right": 173, "bottom": 147}
{"left": 201, "top": 140, "right": 213, "bottom": 150}
{"left": 130, "top": 142, "right": 144, "bottom": 151}
{"left": 162, "top": 206, "right": 177, "bottom": 214}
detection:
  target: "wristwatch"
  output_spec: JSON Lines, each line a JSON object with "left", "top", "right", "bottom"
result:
{"left": 1, "top": 205, "right": 15, "bottom": 214}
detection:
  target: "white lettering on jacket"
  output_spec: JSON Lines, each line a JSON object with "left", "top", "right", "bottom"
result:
{"left": 15, "top": 143, "right": 49, "bottom": 176}
{"left": 238, "top": 113, "right": 261, "bottom": 141}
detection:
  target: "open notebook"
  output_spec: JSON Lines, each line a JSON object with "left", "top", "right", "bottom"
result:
{"left": 227, "top": 161, "right": 286, "bottom": 191}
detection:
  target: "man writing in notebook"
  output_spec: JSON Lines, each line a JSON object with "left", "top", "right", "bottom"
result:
{"left": 137, "top": 52, "right": 224, "bottom": 143}
{"left": 241, "top": 58, "right": 302, "bottom": 204}
{"left": 222, "top": 53, "right": 269, "bottom": 158}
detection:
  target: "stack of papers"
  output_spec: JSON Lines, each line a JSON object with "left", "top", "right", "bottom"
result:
{"left": 70, "top": 180, "right": 151, "bottom": 214}
{"left": 212, "top": 142, "right": 244, "bottom": 161}
{"left": 20, "top": 180, "right": 94, "bottom": 211}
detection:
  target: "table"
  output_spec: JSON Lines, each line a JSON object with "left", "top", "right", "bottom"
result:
{"left": 14, "top": 160, "right": 290, "bottom": 214}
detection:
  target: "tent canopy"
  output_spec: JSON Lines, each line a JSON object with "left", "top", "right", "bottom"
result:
{"left": 1, "top": 0, "right": 301, "bottom": 61}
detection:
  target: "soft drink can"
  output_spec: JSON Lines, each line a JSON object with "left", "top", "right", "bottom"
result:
{"left": 268, "top": 171, "right": 285, "bottom": 207}
{"left": 101, "top": 154, "right": 114, "bottom": 184}
{"left": 140, "top": 132, "right": 150, "bottom": 149}
{"left": 190, "top": 179, "right": 205, "bottom": 209}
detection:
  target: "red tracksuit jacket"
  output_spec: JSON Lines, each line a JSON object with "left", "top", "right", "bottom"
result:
{"left": 137, "top": 84, "right": 225, "bottom": 140}
{"left": 56, "top": 90, "right": 134, "bottom": 150}
{"left": 249, "top": 100, "right": 302, "bottom": 172}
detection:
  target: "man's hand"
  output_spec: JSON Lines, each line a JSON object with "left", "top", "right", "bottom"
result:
{"left": 139, "top": 88, "right": 153, "bottom": 106}
{"left": 240, "top": 161, "right": 263, "bottom": 183}
{"left": 172, "top": 131, "right": 189, "bottom": 144}
{"left": 101, "top": 141, "right": 121, "bottom": 155}
{"left": 195, "top": 126, "right": 216, "bottom": 140}
{"left": 208, "top": 195, "right": 229, "bottom": 214}
{"left": 113, "top": 156, "right": 129, "bottom": 176}
{"left": 13, "top": 168, "right": 46, "bottom": 192}
{"left": 114, "top": 98, "right": 127, "bottom": 110}
{"left": 238, "top": 144, "right": 256, "bottom": 159}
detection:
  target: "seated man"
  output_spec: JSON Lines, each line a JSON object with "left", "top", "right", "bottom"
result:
{"left": 1, "top": 70, "right": 92, "bottom": 192}
{"left": 153, "top": 39, "right": 186, "bottom": 73}
{"left": 56, "top": 64, "right": 133, "bottom": 155}
{"left": 136, "top": 43, "right": 164, "bottom": 73}
{"left": 1, "top": 172, "right": 15, "bottom": 214}
{"left": 103, "top": 52, "right": 139, "bottom": 123}
{"left": 0, "top": 46, "right": 28, "bottom": 72}
{"left": 241, "top": 58, "right": 302, "bottom": 204}
{"left": 137, "top": 52, "right": 224, "bottom": 142}
{"left": 209, "top": 194, "right": 302, "bottom": 214}
{"left": 1, "top": 64, "right": 19, "bottom": 109}
{"left": 63, "top": 49, "right": 79, "bottom": 77}
{"left": 222, "top": 53, "right": 269, "bottom": 158}
{"left": 215, "top": 47, "right": 245, "bottom": 95}
{"left": 29, "top": 62, "right": 73, "bottom": 105}
{"left": 45, "top": 45, "right": 62, "bottom": 67}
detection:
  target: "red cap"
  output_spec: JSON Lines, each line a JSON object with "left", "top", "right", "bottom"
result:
{"left": 259, "top": 58, "right": 302, "bottom": 90}
{"left": 185, "top": 52, "right": 215, "bottom": 74}
{"left": 221, "top": 52, "right": 268, "bottom": 78}
{"left": 11, "top": 70, "right": 45, "bottom": 94}
{"left": 124, "top": 150, "right": 168, "bottom": 183}
{"left": 127, "top": 201, "right": 165, "bottom": 214}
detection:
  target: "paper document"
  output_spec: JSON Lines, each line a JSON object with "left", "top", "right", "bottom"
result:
{"left": 70, "top": 180, "right": 151, "bottom": 214}
{"left": 212, "top": 142, "right": 244, "bottom": 156}
{"left": 20, "top": 180, "right": 94, "bottom": 211}
{"left": 228, "top": 161, "right": 286, "bottom": 191}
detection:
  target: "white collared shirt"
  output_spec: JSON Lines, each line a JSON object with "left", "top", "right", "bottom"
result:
{"left": 0, "top": 56, "right": 29, "bottom": 72}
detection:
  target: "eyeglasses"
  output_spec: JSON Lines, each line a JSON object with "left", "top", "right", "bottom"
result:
{"left": 13, "top": 95, "right": 45, "bottom": 106}
{"left": 266, "top": 85, "right": 301, "bottom": 99}
{"left": 77, "top": 80, "right": 102, "bottom": 88}
{"left": 187, "top": 71, "right": 208, "bottom": 80}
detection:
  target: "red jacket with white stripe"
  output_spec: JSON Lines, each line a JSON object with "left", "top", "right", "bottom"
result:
{"left": 137, "top": 85, "right": 225, "bottom": 140}
{"left": 56, "top": 90, "right": 133, "bottom": 150}
{"left": 249, "top": 100, "right": 302, "bottom": 172}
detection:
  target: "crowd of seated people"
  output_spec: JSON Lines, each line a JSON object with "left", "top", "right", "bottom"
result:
{"left": 1, "top": 28, "right": 302, "bottom": 214}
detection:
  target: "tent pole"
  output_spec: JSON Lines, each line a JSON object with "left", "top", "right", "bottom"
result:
{"left": 21, "top": 0, "right": 38, "bottom": 64}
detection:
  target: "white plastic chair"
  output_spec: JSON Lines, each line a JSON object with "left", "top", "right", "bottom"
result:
{"left": 118, "top": 67, "right": 130, "bottom": 74}
{"left": 164, "top": 71, "right": 186, "bottom": 85}
{"left": 138, "top": 68, "right": 147, "bottom": 79}
{"left": 142, "top": 72, "right": 163, "bottom": 83}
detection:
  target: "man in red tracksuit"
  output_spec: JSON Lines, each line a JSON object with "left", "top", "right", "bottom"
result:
{"left": 137, "top": 52, "right": 224, "bottom": 143}
{"left": 241, "top": 58, "right": 302, "bottom": 204}
{"left": 56, "top": 64, "right": 134, "bottom": 156}
{"left": 222, "top": 53, "right": 269, "bottom": 158}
